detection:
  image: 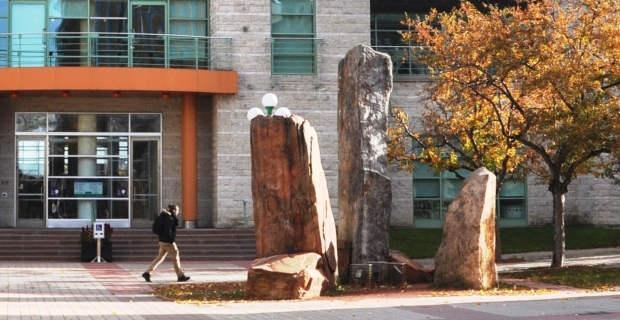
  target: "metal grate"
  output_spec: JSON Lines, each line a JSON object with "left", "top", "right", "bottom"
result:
{"left": 349, "top": 262, "right": 406, "bottom": 285}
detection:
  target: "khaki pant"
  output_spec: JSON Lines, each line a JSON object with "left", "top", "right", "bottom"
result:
{"left": 145, "top": 242, "right": 183, "bottom": 277}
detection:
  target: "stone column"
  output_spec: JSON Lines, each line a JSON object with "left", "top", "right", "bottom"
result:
{"left": 77, "top": 114, "right": 97, "bottom": 220}
{"left": 181, "top": 93, "right": 197, "bottom": 228}
{"left": 337, "top": 44, "right": 393, "bottom": 265}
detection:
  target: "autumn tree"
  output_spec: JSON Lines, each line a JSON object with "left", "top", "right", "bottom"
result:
{"left": 388, "top": 102, "right": 531, "bottom": 261}
{"left": 395, "top": 0, "right": 620, "bottom": 267}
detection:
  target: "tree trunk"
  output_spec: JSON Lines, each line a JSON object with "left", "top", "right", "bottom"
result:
{"left": 495, "top": 210, "right": 502, "bottom": 262}
{"left": 550, "top": 188, "right": 566, "bottom": 267}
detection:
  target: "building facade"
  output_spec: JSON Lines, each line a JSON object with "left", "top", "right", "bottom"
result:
{"left": 1, "top": 0, "right": 619, "bottom": 231}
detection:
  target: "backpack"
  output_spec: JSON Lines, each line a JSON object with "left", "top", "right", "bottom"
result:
{"left": 152, "top": 214, "right": 165, "bottom": 236}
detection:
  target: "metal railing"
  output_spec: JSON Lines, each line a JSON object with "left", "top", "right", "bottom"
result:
{"left": 373, "top": 45, "right": 431, "bottom": 76}
{"left": 0, "top": 32, "right": 232, "bottom": 71}
{"left": 233, "top": 199, "right": 253, "bottom": 229}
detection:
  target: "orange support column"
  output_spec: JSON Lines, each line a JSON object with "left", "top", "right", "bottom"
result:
{"left": 181, "top": 93, "right": 198, "bottom": 228}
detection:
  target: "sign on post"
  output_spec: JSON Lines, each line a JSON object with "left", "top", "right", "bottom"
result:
{"left": 92, "top": 222, "right": 107, "bottom": 263}
{"left": 94, "top": 222, "right": 105, "bottom": 239}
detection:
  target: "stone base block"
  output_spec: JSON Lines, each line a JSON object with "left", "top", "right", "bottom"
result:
{"left": 245, "top": 253, "right": 327, "bottom": 300}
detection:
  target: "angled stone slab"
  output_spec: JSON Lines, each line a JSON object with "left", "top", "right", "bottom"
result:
{"left": 434, "top": 167, "right": 498, "bottom": 290}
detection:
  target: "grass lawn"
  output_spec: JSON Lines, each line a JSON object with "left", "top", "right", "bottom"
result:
{"left": 508, "top": 265, "right": 620, "bottom": 291}
{"left": 389, "top": 226, "right": 620, "bottom": 259}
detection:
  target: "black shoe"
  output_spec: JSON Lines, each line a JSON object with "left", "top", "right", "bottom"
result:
{"left": 177, "top": 274, "right": 190, "bottom": 282}
{"left": 142, "top": 272, "right": 151, "bottom": 282}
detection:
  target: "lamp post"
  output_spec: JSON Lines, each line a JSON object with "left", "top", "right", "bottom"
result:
{"left": 247, "top": 93, "right": 291, "bottom": 121}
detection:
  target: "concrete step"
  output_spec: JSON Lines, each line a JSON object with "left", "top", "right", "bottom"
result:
{"left": 0, "top": 228, "right": 257, "bottom": 262}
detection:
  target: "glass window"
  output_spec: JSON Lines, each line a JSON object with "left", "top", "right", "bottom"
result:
{"left": 16, "top": 113, "right": 162, "bottom": 133}
{"left": 0, "top": 0, "right": 7, "bottom": 18}
{"left": 49, "top": 0, "right": 88, "bottom": 18}
{"left": 413, "top": 168, "right": 527, "bottom": 226}
{"left": 170, "top": 20, "right": 207, "bottom": 36}
{"left": 18, "top": 140, "right": 46, "bottom": 177}
{"left": 371, "top": 13, "right": 409, "bottom": 47}
{"left": 499, "top": 199, "right": 526, "bottom": 219}
{"left": 414, "top": 179, "right": 439, "bottom": 198}
{"left": 47, "top": 198, "right": 129, "bottom": 219}
{"left": 48, "top": 1, "right": 89, "bottom": 66}
{"left": 170, "top": 0, "right": 208, "bottom": 19}
{"left": 499, "top": 180, "right": 526, "bottom": 197}
{"left": 47, "top": 113, "right": 131, "bottom": 132}
{"left": 272, "top": 16, "right": 313, "bottom": 36}
{"left": 370, "top": 13, "right": 431, "bottom": 76}
{"left": 413, "top": 163, "right": 436, "bottom": 178}
{"left": 498, "top": 180, "right": 527, "bottom": 223}
{"left": 169, "top": 0, "right": 209, "bottom": 68}
{"left": 271, "top": 0, "right": 315, "bottom": 75}
{"left": 16, "top": 113, "right": 48, "bottom": 132}
{"left": 131, "top": 114, "right": 161, "bottom": 133}
{"left": 442, "top": 179, "right": 462, "bottom": 199}
{"left": 91, "top": 0, "right": 128, "bottom": 19}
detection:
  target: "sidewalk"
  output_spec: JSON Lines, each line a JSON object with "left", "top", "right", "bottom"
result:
{"left": 1, "top": 248, "right": 620, "bottom": 319}
{"left": 415, "top": 247, "right": 620, "bottom": 272}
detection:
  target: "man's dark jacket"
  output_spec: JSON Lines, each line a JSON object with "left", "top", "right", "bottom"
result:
{"left": 157, "top": 209, "right": 179, "bottom": 243}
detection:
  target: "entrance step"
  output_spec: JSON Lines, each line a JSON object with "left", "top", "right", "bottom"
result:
{"left": 0, "top": 228, "right": 257, "bottom": 262}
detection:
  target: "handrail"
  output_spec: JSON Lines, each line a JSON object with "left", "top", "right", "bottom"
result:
{"left": 0, "top": 31, "right": 232, "bottom": 39}
{"left": 233, "top": 199, "right": 253, "bottom": 229}
{"left": 0, "top": 32, "right": 233, "bottom": 71}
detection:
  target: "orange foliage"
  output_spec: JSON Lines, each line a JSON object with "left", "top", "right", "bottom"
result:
{"left": 388, "top": 0, "right": 620, "bottom": 267}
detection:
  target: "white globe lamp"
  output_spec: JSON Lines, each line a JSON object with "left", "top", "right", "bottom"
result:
{"left": 274, "top": 107, "right": 291, "bottom": 117}
{"left": 247, "top": 107, "right": 265, "bottom": 121}
{"left": 261, "top": 93, "right": 278, "bottom": 116}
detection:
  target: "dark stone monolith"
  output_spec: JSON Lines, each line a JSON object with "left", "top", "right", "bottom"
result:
{"left": 248, "top": 114, "right": 338, "bottom": 298}
{"left": 337, "top": 44, "right": 393, "bottom": 269}
{"left": 434, "top": 167, "right": 498, "bottom": 290}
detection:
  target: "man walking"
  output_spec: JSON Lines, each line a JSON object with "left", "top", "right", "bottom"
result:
{"left": 142, "top": 204, "right": 190, "bottom": 282}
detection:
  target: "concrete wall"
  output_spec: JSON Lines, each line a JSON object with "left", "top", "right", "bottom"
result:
{"left": 527, "top": 175, "right": 620, "bottom": 226}
{"left": 388, "top": 79, "right": 428, "bottom": 227}
{"left": 208, "top": 0, "right": 370, "bottom": 228}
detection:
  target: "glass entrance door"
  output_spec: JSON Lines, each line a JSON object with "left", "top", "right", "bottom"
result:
{"left": 131, "top": 2, "right": 166, "bottom": 67}
{"left": 10, "top": 1, "right": 46, "bottom": 67}
{"left": 131, "top": 139, "right": 160, "bottom": 228}
{"left": 16, "top": 138, "right": 46, "bottom": 228}
{"left": 15, "top": 113, "right": 162, "bottom": 229}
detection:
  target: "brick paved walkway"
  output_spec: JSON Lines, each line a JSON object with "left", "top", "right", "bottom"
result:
{"left": 2, "top": 250, "right": 620, "bottom": 319}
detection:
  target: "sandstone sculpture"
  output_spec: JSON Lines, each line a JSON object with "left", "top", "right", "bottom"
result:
{"left": 337, "top": 44, "right": 393, "bottom": 269}
{"left": 248, "top": 115, "right": 338, "bottom": 299}
{"left": 434, "top": 167, "right": 498, "bottom": 290}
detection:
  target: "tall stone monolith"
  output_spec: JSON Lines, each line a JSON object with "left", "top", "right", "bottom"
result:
{"left": 434, "top": 167, "right": 498, "bottom": 290}
{"left": 337, "top": 44, "right": 393, "bottom": 270}
{"left": 248, "top": 114, "right": 338, "bottom": 298}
